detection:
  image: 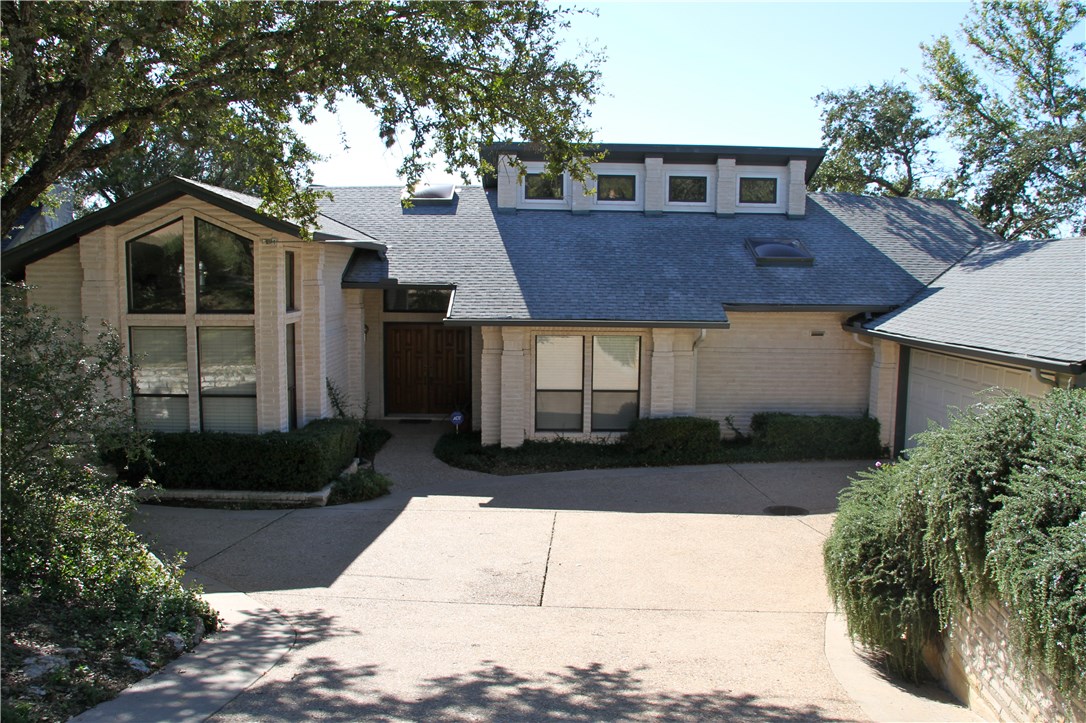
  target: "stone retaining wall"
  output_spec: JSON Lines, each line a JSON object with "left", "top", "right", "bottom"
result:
{"left": 930, "top": 599, "right": 1084, "bottom": 722}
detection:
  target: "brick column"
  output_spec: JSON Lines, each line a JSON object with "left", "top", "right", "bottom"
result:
{"left": 496, "top": 154, "right": 518, "bottom": 211}
{"left": 716, "top": 158, "right": 737, "bottom": 217}
{"left": 500, "top": 327, "right": 527, "bottom": 447}
{"left": 673, "top": 330, "right": 698, "bottom": 415}
{"left": 255, "top": 241, "right": 286, "bottom": 432}
{"left": 571, "top": 177, "right": 594, "bottom": 215}
{"left": 345, "top": 289, "right": 366, "bottom": 418}
{"left": 868, "top": 338, "right": 899, "bottom": 449}
{"left": 788, "top": 159, "right": 807, "bottom": 219}
{"left": 300, "top": 244, "right": 328, "bottom": 423}
{"left": 650, "top": 328, "right": 676, "bottom": 417}
{"left": 480, "top": 326, "right": 503, "bottom": 445}
{"left": 644, "top": 156, "right": 664, "bottom": 215}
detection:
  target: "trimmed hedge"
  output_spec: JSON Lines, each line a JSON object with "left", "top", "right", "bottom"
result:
{"left": 749, "top": 412, "right": 881, "bottom": 459}
{"left": 125, "top": 418, "right": 361, "bottom": 492}
{"left": 624, "top": 416, "right": 721, "bottom": 460}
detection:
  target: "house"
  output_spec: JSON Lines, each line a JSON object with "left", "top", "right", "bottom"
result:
{"left": 851, "top": 235, "right": 1086, "bottom": 450}
{"left": 4, "top": 142, "right": 1077, "bottom": 452}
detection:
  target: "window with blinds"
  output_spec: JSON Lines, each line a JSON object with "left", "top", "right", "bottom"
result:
{"left": 592, "top": 336, "right": 640, "bottom": 431}
{"left": 535, "top": 335, "right": 584, "bottom": 432}
{"left": 198, "top": 327, "right": 257, "bottom": 433}
{"left": 130, "top": 327, "right": 190, "bottom": 432}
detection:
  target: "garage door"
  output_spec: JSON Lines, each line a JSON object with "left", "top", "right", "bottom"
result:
{"left": 903, "top": 349, "right": 1051, "bottom": 448}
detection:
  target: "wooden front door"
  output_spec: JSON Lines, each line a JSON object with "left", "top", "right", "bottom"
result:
{"left": 384, "top": 324, "right": 471, "bottom": 416}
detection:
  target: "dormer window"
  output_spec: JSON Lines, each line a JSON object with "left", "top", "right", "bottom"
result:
{"left": 668, "top": 176, "right": 708, "bottom": 204}
{"left": 597, "top": 174, "right": 636, "bottom": 202}
{"left": 739, "top": 177, "right": 778, "bottom": 204}
{"left": 746, "top": 237, "right": 813, "bottom": 266}
{"left": 525, "top": 173, "right": 564, "bottom": 200}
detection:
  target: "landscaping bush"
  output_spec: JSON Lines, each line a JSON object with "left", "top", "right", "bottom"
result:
{"left": 824, "top": 389, "right": 1086, "bottom": 697}
{"left": 750, "top": 412, "right": 881, "bottom": 459}
{"left": 131, "top": 418, "right": 361, "bottom": 492}
{"left": 2, "top": 284, "right": 217, "bottom": 721}
{"left": 623, "top": 416, "right": 721, "bottom": 460}
{"left": 328, "top": 467, "right": 393, "bottom": 505}
{"left": 359, "top": 424, "right": 393, "bottom": 461}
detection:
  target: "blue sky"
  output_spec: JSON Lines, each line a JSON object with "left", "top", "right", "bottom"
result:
{"left": 297, "top": 1, "right": 974, "bottom": 187}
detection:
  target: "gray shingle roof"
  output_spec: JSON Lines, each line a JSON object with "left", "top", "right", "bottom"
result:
{"left": 865, "top": 236, "right": 1086, "bottom": 366}
{"left": 322, "top": 187, "right": 996, "bottom": 325}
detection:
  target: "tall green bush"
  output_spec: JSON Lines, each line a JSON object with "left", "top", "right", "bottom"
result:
{"left": 825, "top": 388, "right": 1086, "bottom": 696}
{"left": 1, "top": 284, "right": 217, "bottom": 716}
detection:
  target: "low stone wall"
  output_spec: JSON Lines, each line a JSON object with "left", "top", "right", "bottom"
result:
{"left": 929, "top": 599, "right": 1084, "bottom": 722}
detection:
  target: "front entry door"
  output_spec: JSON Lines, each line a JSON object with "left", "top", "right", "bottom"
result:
{"left": 385, "top": 324, "right": 471, "bottom": 416}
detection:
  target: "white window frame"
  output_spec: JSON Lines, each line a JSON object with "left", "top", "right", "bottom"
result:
{"left": 736, "top": 165, "right": 788, "bottom": 214}
{"left": 517, "top": 161, "right": 571, "bottom": 210}
{"left": 664, "top": 165, "right": 717, "bottom": 212}
{"left": 589, "top": 163, "right": 644, "bottom": 211}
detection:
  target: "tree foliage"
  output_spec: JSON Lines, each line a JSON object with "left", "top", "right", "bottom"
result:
{"left": 813, "top": 1, "right": 1085, "bottom": 239}
{"left": 922, "top": 0, "right": 1086, "bottom": 240}
{"left": 812, "top": 83, "right": 943, "bottom": 198}
{"left": 0, "top": 1, "right": 601, "bottom": 235}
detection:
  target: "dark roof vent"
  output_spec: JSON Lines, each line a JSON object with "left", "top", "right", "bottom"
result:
{"left": 746, "top": 237, "right": 813, "bottom": 266}
{"left": 406, "top": 183, "right": 456, "bottom": 205}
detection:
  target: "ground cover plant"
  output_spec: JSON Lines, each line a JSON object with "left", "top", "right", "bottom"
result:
{"left": 1, "top": 284, "right": 218, "bottom": 722}
{"left": 824, "top": 388, "right": 1086, "bottom": 700}
{"left": 434, "top": 413, "right": 882, "bottom": 475}
{"left": 328, "top": 468, "right": 393, "bottom": 505}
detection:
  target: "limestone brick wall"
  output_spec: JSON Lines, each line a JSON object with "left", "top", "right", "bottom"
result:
{"left": 25, "top": 245, "right": 83, "bottom": 326}
{"left": 934, "top": 599, "right": 1085, "bottom": 723}
{"left": 320, "top": 245, "right": 354, "bottom": 418}
{"left": 695, "top": 311, "right": 873, "bottom": 437}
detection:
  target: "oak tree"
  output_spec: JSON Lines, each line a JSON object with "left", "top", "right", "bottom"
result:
{"left": 811, "top": 83, "right": 943, "bottom": 198}
{"left": 922, "top": 0, "right": 1085, "bottom": 239}
{"left": 1, "top": 1, "right": 601, "bottom": 236}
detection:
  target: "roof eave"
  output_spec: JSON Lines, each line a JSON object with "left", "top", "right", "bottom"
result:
{"left": 850, "top": 324, "right": 1086, "bottom": 375}
{"left": 443, "top": 318, "right": 730, "bottom": 329}
{"left": 2, "top": 177, "right": 303, "bottom": 276}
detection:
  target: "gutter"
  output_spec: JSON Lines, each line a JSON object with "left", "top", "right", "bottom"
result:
{"left": 847, "top": 324, "right": 1085, "bottom": 376}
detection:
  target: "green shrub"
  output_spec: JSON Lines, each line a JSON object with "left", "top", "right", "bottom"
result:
{"left": 750, "top": 412, "right": 881, "bottom": 459}
{"left": 2, "top": 284, "right": 217, "bottom": 720}
{"left": 825, "top": 389, "right": 1086, "bottom": 697}
{"left": 126, "top": 418, "right": 362, "bottom": 492}
{"left": 328, "top": 467, "right": 392, "bottom": 505}
{"left": 359, "top": 424, "right": 392, "bottom": 461}
{"left": 623, "top": 416, "right": 721, "bottom": 460}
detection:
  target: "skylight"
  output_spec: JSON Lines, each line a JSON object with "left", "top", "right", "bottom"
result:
{"left": 745, "top": 238, "right": 813, "bottom": 266}
{"left": 408, "top": 184, "right": 456, "bottom": 205}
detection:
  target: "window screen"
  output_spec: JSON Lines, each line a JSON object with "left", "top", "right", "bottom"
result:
{"left": 130, "top": 326, "right": 189, "bottom": 432}
{"left": 127, "top": 221, "right": 185, "bottom": 313}
{"left": 535, "top": 335, "right": 583, "bottom": 432}
{"left": 592, "top": 336, "right": 640, "bottom": 431}
{"left": 198, "top": 327, "right": 257, "bottom": 433}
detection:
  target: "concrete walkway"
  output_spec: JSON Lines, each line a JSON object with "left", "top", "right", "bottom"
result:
{"left": 90, "top": 421, "right": 983, "bottom": 722}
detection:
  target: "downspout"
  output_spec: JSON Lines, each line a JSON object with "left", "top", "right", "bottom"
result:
{"left": 691, "top": 329, "right": 709, "bottom": 418}
{"left": 851, "top": 332, "right": 873, "bottom": 349}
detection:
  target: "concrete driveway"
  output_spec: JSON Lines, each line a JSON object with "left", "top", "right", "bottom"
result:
{"left": 98, "top": 436, "right": 980, "bottom": 722}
